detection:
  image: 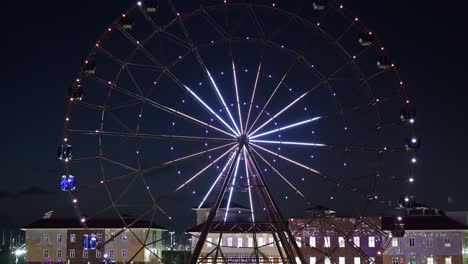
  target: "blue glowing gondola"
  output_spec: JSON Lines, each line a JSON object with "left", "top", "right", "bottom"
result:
{"left": 68, "top": 175, "right": 76, "bottom": 191}
{"left": 83, "top": 234, "right": 89, "bottom": 249}
{"left": 60, "top": 175, "right": 68, "bottom": 191}
{"left": 89, "top": 234, "right": 97, "bottom": 250}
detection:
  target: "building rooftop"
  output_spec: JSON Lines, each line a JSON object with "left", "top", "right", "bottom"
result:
{"left": 22, "top": 218, "right": 166, "bottom": 230}
{"left": 382, "top": 215, "right": 468, "bottom": 230}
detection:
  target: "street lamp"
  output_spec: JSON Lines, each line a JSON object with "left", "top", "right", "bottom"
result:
{"left": 169, "top": 231, "right": 175, "bottom": 249}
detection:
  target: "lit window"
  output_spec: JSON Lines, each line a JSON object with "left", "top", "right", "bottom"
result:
{"left": 122, "top": 249, "right": 128, "bottom": 258}
{"left": 354, "top": 257, "right": 361, "bottom": 264}
{"left": 392, "top": 257, "right": 398, "bottom": 264}
{"left": 57, "top": 234, "right": 63, "bottom": 243}
{"left": 338, "top": 236, "right": 345, "bottom": 248}
{"left": 207, "top": 237, "right": 213, "bottom": 248}
{"left": 83, "top": 250, "right": 88, "bottom": 258}
{"left": 122, "top": 233, "right": 128, "bottom": 242}
{"left": 295, "top": 257, "right": 302, "bottom": 264}
{"left": 70, "top": 234, "right": 76, "bottom": 243}
{"left": 269, "top": 237, "right": 274, "bottom": 247}
{"left": 445, "top": 237, "right": 452, "bottom": 247}
{"left": 353, "top": 236, "right": 360, "bottom": 247}
{"left": 324, "top": 236, "right": 331, "bottom": 248}
{"left": 368, "top": 236, "right": 375, "bottom": 248}
{"left": 248, "top": 237, "right": 253, "bottom": 247}
{"left": 96, "top": 250, "right": 102, "bottom": 258}
{"left": 227, "top": 237, "right": 233, "bottom": 247}
{"left": 426, "top": 237, "right": 433, "bottom": 248}
{"left": 309, "top": 236, "right": 316, "bottom": 247}
{"left": 237, "top": 237, "right": 243, "bottom": 247}
{"left": 409, "top": 237, "right": 415, "bottom": 247}
{"left": 310, "top": 257, "right": 316, "bottom": 264}
{"left": 43, "top": 249, "right": 49, "bottom": 258}
{"left": 370, "top": 257, "right": 375, "bottom": 264}
{"left": 110, "top": 232, "right": 115, "bottom": 243}
{"left": 70, "top": 249, "right": 75, "bottom": 258}
{"left": 296, "top": 237, "right": 302, "bottom": 247}
{"left": 445, "top": 257, "right": 452, "bottom": 264}
{"left": 339, "top": 257, "right": 345, "bottom": 264}
{"left": 258, "top": 237, "right": 265, "bottom": 247}
{"left": 57, "top": 249, "right": 62, "bottom": 258}
{"left": 324, "top": 257, "right": 331, "bottom": 264}
{"left": 392, "top": 238, "right": 398, "bottom": 247}
{"left": 97, "top": 233, "right": 103, "bottom": 243}
{"left": 427, "top": 257, "right": 434, "bottom": 264}
{"left": 110, "top": 249, "right": 115, "bottom": 259}
{"left": 44, "top": 234, "right": 49, "bottom": 243}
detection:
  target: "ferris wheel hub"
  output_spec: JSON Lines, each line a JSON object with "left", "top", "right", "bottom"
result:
{"left": 237, "top": 134, "right": 249, "bottom": 146}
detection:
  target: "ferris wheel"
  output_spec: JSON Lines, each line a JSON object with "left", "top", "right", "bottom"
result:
{"left": 58, "top": 0, "right": 419, "bottom": 263}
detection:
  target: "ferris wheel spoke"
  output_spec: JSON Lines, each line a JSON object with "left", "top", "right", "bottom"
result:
{"left": 96, "top": 46, "right": 125, "bottom": 66}
{"left": 231, "top": 59, "right": 244, "bottom": 133}
{"left": 249, "top": 116, "right": 321, "bottom": 139}
{"left": 249, "top": 147, "right": 307, "bottom": 201}
{"left": 197, "top": 149, "right": 239, "bottom": 209}
{"left": 246, "top": 63, "right": 296, "bottom": 135}
{"left": 68, "top": 129, "right": 234, "bottom": 143}
{"left": 223, "top": 154, "right": 242, "bottom": 222}
{"left": 242, "top": 147, "right": 256, "bottom": 223}
{"left": 88, "top": 75, "right": 235, "bottom": 137}
{"left": 244, "top": 61, "right": 262, "bottom": 134}
{"left": 251, "top": 143, "right": 393, "bottom": 206}
{"left": 248, "top": 78, "right": 327, "bottom": 137}
{"left": 101, "top": 156, "right": 138, "bottom": 172}
{"left": 175, "top": 145, "right": 237, "bottom": 192}
{"left": 250, "top": 139, "right": 326, "bottom": 148}
{"left": 199, "top": 7, "right": 229, "bottom": 40}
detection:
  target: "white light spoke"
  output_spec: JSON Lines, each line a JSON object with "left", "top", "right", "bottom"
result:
{"left": 251, "top": 143, "right": 322, "bottom": 175}
{"left": 207, "top": 70, "right": 241, "bottom": 136}
{"left": 243, "top": 147, "right": 255, "bottom": 223}
{"left": 245, "top": 62, "right": 262, "bottom": 133}
{"left": 198, "top": 150, "right": 238, "bottom": 209}
{"left": 249, "top": 92, "right": 309, "bottom": 137}
{"left": 232, "top": 61, "right": 244, "bottom": 133}
{"left": 249, "top": 116, "right": 322, "bottom": 139}
{"left": 175, "top": 145, "right": 237, "bottom": 192}
{"left": 183, "top": 84, "right": 238, "bottom": 136}
{"left": 250, "top": 139, "right": 326, "bottom": 148}
{"left": 224, "top": 154, "right": 242, "bottom": 222}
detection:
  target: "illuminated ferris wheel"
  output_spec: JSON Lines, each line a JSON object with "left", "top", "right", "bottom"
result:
{"left": 58, "top": 0, "right": 419, "bottom": 263}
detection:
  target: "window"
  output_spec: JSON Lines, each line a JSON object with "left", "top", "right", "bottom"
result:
{"left": 57, "top": 234, "right": 63, "bottom": 243}
{"left": 122, "top": 249, "right": 128, "bottom": 258}
{"left": 368, "top": 236, "right": 375, "bottom": 248}
{"left": 70, "top": 234, "right": 76, "bottom": 243}
{"left": 43, "top": 249, "right": 49, "bottom": 258}
{"left": 110, "top": 249, "right": 115, "bottom": 259}
{"left": 57, "top": 249, "right": 62, "bottom": 258}
{"left": 445, "top": 257, "right": 452, "bottom": 264}
{"left": 83, "top": 250, "right": 88, "bottom": 258}
{"left": 324, "top": 236, "right": 331, "bottom": 248}
{"left": 227, "top": 237, "right": 233, "bottom": 247}
{"left": 339, "top": 257, "right": 345, "bottom": 264}
{"left": 353, "top": 236, "right": 360, "bottom": 247}
{"left": 309, "top": 236, "right": 316, "bottom": 247}
{"left": 445, "top": 237, "right": 452, "bottom": 247}
{"left": 409, "top": 237, "right": 415, "bottom": 247}
{"left": 370, "top": 257, "right": 375, "bottom": 264}
{"left": 392, "top": 257, "right": 398, "bottom": 264}
{"left": 295, "top": 257, "right": 302, "bottom": 264}
{"left": 269, "top": 237, "right": 274, "bottom": 247}
{"left": 296, "top": 237, "right": 302, "bottom": 247}
{"left": 97, "top": 233, "right": 103, "bottom": 243}
{"left": 338, "top": 236, "right": 345, "bottom": 247}
{"left": 248, "top": 237, "right": 253, "bottom": 247}
{"left": 110, "top": 232, "right": 115, "bottom": 243}
{"left": 426, "top": 237, "right": 433, "bottom": 248}
{"left": 258, "top": 237, "right": 265, "bottom": 247}
{"left": 392, "top": 238, "right": 398, "bottom": 247}
{"left": 43, "top": 234, "right": 49, "bottom": 243}
{"left": 324, "top": 257, "right": 331, "bottom": 264}
{"left": 122, "top": 233, "right": 128, "bottom": 242}
{"left": 207, "top": 237, "right": 213, "bottom": 248}
{"left": 427, "top": 257, "right": 434, "bottom": 264}
{"left": 410, "top": 257, "right": 416, "bottom": 264}
{"left": 70, "top": 249, "right": 75, "bottom": 258}
{"left": 354, "top": 257, "right": 361, "bottom": 264}
{"left": 310, "top": 257, "right": 316, "bottom": 264}
{"left": 96, "top": 250, "right": 102, "bottom": 258}
{"left": 237, "top": 237, "right": 243, "bottom": 247}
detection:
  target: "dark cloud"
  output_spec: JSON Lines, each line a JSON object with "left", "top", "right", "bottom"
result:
{"left": 0, "top": 186, "right": 51, "bottom": 200}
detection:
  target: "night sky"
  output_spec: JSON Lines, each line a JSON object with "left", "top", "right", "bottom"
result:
{"left": 1, "top": 0, "right": 467, "bottom": 230}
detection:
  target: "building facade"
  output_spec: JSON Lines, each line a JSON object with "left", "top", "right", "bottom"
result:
{"left": 22, "top": 218, "right": 165, "bottom": 264}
